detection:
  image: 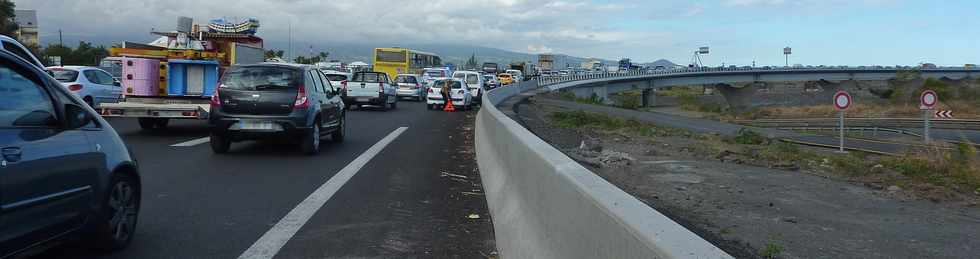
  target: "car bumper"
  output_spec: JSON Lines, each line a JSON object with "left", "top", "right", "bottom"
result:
{"left": 396, "top": 89, "right": 421, "bottom": 97}
{"left": 343, "top": 96, "right": 387, "bottom": 105}
{"left": 426, "top": 97, "right": 466, "bottom": 106}
{"left": 210, "top": 114, "right": 312, "bottom": 140}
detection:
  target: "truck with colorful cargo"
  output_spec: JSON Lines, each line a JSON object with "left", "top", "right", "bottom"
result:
{"left": 97, "top": 17, "right": 265, "bottom": 129}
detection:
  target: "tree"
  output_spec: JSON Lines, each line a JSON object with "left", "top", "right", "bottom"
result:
{"left": 264, "top": 49, "right": 285, "bottom": 59}
{"left": 0, "top": 0, "right": 17, "bottom": 37}
{"left": 465, "top": 53, "right": 479, "bottom": 70}
{"left": 40, "top": 41, "right": 108, "bottom": 66}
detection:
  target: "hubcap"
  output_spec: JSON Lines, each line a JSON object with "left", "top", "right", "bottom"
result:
{"left": 108, "top": 181, "right": 137, "bottom": 242}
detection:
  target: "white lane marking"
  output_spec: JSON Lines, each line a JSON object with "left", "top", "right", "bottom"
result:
{"left": 238, "top": 126, "right": 408, "bottom": 259}
{"left": 170, "top": 137, "right": 211, "bottom": 147}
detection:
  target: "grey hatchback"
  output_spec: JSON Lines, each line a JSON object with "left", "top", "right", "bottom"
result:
{"left": 208, "top": 63, "right": 346, "bottom": 155}
{"left": 0, "top": 48, "right": 141, "bottom": 256}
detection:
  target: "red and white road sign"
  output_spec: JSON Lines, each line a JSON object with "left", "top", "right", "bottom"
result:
{"left": 934, "top": 110, "right": 953, "bottom": 118}
{"left": 833, "top": 90, "right": 851, "bottom": 110}
{"left": 920, "top": 90, "right": 938, "bottom": 110}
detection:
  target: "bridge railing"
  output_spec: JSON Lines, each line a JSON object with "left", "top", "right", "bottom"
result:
{"left": 536, "top": 66, "right": 979, "bottom": 88}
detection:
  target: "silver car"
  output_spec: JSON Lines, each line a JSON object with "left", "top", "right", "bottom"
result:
{"left": 394, "top": 74, "right": 424, "bottom": 101}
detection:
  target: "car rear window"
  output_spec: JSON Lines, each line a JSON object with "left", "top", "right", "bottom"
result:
{"left": 395, "top": 76, "right": 417, "bottom": 83}
{"left": 424, "top": 70, "right": 446, "bottom": 77}
{"left": 465, "top": 75, "right": 479, "bottom": 84}
{"left": 49, "top": 69, "right": 79, "bottom": 82}
{"left": 499, "top": 74, "right": 512, "bottom": 78}
{"left": 433, "top": 80, "right": 463, "bottom": 89}
{"left": 353, "top": 73, "right": 384, "bottom": 83}
{"left": 325, "top": 74, "right": 348, "bottom": 82}
{"left": 221, "top": 66, "right": 301, "bottom": 91}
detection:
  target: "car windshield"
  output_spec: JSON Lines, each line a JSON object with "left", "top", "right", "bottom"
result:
{"left": 353, "top": 73, "right": 383, "bottom": 82}
{"left": 395, "top": 76, "right": 416, "bottom": 83}
{"left": 221, "top": 66, "right": 300, "bottom": 91}
{"left": 48, "top": 69, "right": 78, "bottom": 82}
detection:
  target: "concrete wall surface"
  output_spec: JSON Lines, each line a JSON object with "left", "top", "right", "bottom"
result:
{"left": 476, "top": 81, "right": 732, "bottom": 259}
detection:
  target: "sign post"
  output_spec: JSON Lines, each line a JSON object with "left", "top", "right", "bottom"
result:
{"left": 920, "top": 90, "right": 938, "bottom": 144}
{"left": 834, "top": 90, "right": 852, "bottom": 153}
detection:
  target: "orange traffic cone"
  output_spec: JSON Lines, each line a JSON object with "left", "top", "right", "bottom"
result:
{"left": 443, "top": 99, "right": 456, "bottom": 112}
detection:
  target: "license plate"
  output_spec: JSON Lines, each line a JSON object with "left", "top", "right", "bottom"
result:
{"left": 240, "top": 120, "right": 275, "bottom": 130}
{"left": 357, "top": 97, "right": 370, "bottom": 102}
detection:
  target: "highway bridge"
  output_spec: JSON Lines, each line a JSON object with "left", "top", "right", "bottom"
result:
{"left": 540, "top": 67, "right": 980, "bottom": 109}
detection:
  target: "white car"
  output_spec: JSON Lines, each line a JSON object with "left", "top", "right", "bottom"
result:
{"left": 46, "top": 66, "right": 123, "bottom": 108}
{"left": 421, "top": 68, "right": 451, "bottom": 87}
{"left": 426, "top": 79, "right": 473, "bottom": 110}
{"left": 505, "top": 69, "right": 523, "bottom": 82}
{"left": 452, "top": 71, "right": 484, "bottom": 102}
{"left": 394, "top": 74, "right": 425, "bottom": 101}
{"left": 482, "top": 74, "right": 498, "bottom": 89}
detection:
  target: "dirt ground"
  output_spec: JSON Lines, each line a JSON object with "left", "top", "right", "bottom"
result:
{"left": 510, "top": 99, "right": 980, "bottom": 259}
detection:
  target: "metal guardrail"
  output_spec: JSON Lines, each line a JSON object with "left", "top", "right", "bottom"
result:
{"left": 734, "top": 118, "right": 980, "bottom": 130}
{"left": 536, "top": 67, "right": 980, "bottom": 87}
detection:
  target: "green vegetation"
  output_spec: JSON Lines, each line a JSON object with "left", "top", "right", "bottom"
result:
{"left": 760, "top": 241, "right": 784, "bottom": 259}
{"left": 0, "top": 0, "right": 16, "bottom": 38}
{"left": 895, "top": 68, "right": 921, "bottom": 81}
{"left": 39, "top": 41, "right": 109, "bottom": 66}
{"left": 611, "top": 91, "right": 643, "bottom": 109}
{"left": 729, "top": 128, "right": 767, "bottom": 145}
{"left": 548, "top": 110, "right": 690, "bottom": 137}
{"left": 920, "top": 78, "right": 952, "bottom": 99}
{"left": 557, "top": 91, "right": 605, "bottom": 105}
{"left": 881, "top": 141, "right": 980, "bottom": 191}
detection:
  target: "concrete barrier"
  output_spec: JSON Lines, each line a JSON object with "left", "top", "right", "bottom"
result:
{"left": 476, "top": 81, "right": 732, "bottom": 259}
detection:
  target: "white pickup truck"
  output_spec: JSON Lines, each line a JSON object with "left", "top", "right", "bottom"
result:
{"left": 342, "top": 71, "right": 398, "bottom": 111}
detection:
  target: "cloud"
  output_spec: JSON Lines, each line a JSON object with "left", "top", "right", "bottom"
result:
{"left": 526, "top": 44, "right": 553, "bottom": 54}
{"left": 723, "top": 0, "right": 786, "bottom": 7}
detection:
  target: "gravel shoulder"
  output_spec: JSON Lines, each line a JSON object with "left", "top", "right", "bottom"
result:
{"left": 508, "top": 96, "right": 980, "bottom": 259}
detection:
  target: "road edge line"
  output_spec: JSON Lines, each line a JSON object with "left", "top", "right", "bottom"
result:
{"left": 170, "top": 137, "right": 211, "bottom": 147}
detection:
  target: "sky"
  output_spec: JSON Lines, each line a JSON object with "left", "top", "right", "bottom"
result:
{"left": 14, "top": 0, "right": 980, "bottom": 66}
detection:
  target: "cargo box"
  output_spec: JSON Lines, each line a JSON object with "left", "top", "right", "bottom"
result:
{"left": 167, "top": 59, "right": 219, "bottom": 97}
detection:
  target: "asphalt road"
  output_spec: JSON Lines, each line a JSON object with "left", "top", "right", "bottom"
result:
{"left": 34, "top": 101, "right": 495, "bottom": 258}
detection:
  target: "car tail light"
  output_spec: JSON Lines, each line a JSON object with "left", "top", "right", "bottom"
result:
{"left": 294, "top": 85, "right": 309, "bottom": 109}
{"left": 458, "top": 90, "right": 464, "bottom": 95}
{"left": 340, "top": 80, "right": 348, "bottom": 90}
{"left": 210, "top": 89, "right": 221, "bottom": 107}
{"left": 427, "top": 88, "right": 433, "bottom": 93}
{"left": 68, "top": 84, "right": 83, "bottom": 91}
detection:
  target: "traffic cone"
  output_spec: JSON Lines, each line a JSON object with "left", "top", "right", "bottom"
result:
{"left": 443, "top": 99, "right": 456, "bottom": 112}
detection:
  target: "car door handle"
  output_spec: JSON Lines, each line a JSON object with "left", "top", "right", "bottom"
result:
{"left": 2, "top": 147, "right": 22, "bottom": 163}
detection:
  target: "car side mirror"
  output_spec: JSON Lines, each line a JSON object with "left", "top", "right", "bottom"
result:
{"left": 64, "top": 103, "right": 93, "bottom": 129}
{"left": 113, "top": 81, "right": 121, "bottom": 87}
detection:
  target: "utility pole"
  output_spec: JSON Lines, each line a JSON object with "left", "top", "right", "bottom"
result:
{"left": 288, "top": 22, "right": 292, "bottom": 62}
{"left": 59, "top": 29, "right": 63, "bottom": 46}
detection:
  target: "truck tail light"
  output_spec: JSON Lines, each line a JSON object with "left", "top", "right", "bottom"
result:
{"left": 210, "top": 89, "right": 221, "bottom": 107}
{"left": 294, "top": 85, "right": 309, "bottom": 109}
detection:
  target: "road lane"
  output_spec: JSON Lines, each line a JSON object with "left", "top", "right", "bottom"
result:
{"left": 36, "top": 101, "right": 494, "bottom": 258}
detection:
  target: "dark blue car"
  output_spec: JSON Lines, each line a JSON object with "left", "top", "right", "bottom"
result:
{"left": 0, "top": 48, "right": 141, "bottom": 257}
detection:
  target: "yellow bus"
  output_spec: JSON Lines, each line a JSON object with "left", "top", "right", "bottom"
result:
{"left": 373, "top": 47, "right": 441, "bottom": 79}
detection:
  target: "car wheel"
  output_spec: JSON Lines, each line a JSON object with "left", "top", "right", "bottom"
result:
{"left": 391, "top": 100, "right": 397, "bottom": 109}
{"left": 90, "top": 173, "right": 140, "bottom": 251}
{"left": 210, "top": 133, "right": 231, "bottom": 154}
{"left": 301, "top": 120, "right": 321, "bottom": 155}
{"left": 137, "top": 118, "right": 156, "bottom": 130}
{"left": 331, "top": 114, "right": 345, "bottom": 143}
{"left": 84, "top": 96, "right": 95, "bottom": 108}
{"left": 154, "top": 118, "right": 169, "bottom": 129}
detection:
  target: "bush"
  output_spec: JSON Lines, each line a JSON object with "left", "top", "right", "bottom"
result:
{"left": 731, "top": 128, "right": 767, "bottom": 145}
{"left": 614, "top": 91, "right": 643, "bottom": 109}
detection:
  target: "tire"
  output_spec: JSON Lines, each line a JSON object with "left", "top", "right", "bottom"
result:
{"left": 391, "top": 100, "right": 398, "bottom": 110}
{"left": 84, "top": 96, "right": 95, "bottom": 108}
{"left": 90, "top": 173, "right": 140, "bottom": 251}
{"left": 210, "top": 133, "right": 231, "bottom": 154}
{"left": 301, "top": 120, "right": 321, "bottom": 155}
{"left": 137, "top": 118, "right": 155, "bottom": 130}
{"left": 154, "top": 118, "right": 169, "bottom": 129}
{"left": 331, "top": 114, "right": 345, "bottom": 143}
